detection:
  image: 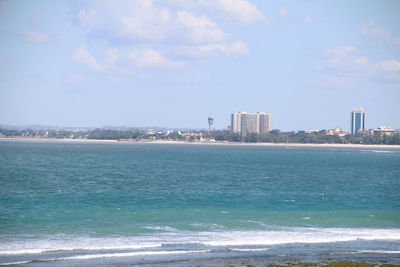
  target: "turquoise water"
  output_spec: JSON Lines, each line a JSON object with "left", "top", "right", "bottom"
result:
{"left": 0, "top": 141, "right": 400, "bottom": 265}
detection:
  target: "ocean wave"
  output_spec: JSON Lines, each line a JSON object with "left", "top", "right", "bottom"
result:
{"left": 357, "top": 250, "right": 400, "bottom": 254}
{"left": 0, "top": 250, "right": 211, "bottom": 266}
{"left": 142, "top": 226, "right": 177, "bottom": 231}
{"left": 0, "top": 239, "right": 162, "bottom": 256}
{"left": 189, "top": 223, "right": 225, "bottom": 230}
{"left": 1, "top": 228, "right": 399, "bottom": 256}
{"left": 0, "top": 261, "right": 30, "bottom": 266}
{"left": 54, "top": 249, "right": 211, "bottom": 261}
{"left": 229, "top": 248, "right": 270, "bottom": 252}
{"left": 201, "top": 228, "right": 400, "bottom": 246}
{"left": 361, "top": 150, "right": 398, "bottom": 154}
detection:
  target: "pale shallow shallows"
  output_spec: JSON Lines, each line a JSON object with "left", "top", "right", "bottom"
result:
{"left": 0, "top": 140, "right": 399, "bottom": 266}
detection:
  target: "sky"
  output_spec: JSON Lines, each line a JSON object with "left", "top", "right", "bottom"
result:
{"left": 0, "top": 0, "right": 399, "bottom": 131}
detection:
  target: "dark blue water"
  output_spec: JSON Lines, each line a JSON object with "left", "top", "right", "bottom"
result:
{"left": 0, "top": 141, "right": 399, "bottom": 266}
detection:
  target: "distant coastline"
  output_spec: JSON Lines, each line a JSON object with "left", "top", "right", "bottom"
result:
{"left": 1, "top": 137, "right": 400, "bottom": 149}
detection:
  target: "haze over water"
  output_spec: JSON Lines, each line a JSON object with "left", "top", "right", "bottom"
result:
{"left": 1, "top": 141, "right": 399, "bottom": 266}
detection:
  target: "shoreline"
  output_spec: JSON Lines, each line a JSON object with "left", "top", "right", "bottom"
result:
{"left": 1, "top": 137, "right": 400, "bottom": 149}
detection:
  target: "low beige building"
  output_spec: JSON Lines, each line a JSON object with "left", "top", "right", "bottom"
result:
{"left": 374, "top": 126, "right": 395, "bottom": 136}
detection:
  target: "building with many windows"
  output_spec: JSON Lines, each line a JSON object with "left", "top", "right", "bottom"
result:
{"left": 231, "top": 112, "right": 272, "bottom": 136}
{"left": 351, "top": 107, "right": 365, "bottom": 135}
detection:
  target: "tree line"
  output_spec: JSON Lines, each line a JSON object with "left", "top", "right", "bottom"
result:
{"left": 207, "top": 130, "right": 400, "bottom": 145}
{"left": 1, "top": 127, "right": 399, "bottom": 145}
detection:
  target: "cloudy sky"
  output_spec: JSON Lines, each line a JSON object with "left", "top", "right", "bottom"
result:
{"left": 0, "top": 0, "right": 399, "bottom": 131}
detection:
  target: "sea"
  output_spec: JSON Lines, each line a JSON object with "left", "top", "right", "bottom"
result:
{"left": 0, "top": 140, "right": 399, "bottom": 266}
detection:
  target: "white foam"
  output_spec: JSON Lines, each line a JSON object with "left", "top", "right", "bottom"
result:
{"left": 143, "top": 226, "right": 177, "bottom": 231}
{"left": 362, "top": 150, "right": 397, "bottom": 154}
{"left": 1, "top": 228, "right": 399, "bottom": 256}
{"left": 245, "top": 220, "right": 268, "bottom": 227}
{"left": 190, "top": 223, "right": 225, "bottom": 229}
{"left": 357, "top": 250, "right": 400, "bottom": 254}
{"left": 0, "top": 249, "right": 46, "bottom": 255}
{"left": 0, "top": 237, "right": 162, "bottom": 255}
{"left": 0, "top": 250, "right": 211, "bottom": 265}
{"left": 229, "top": 248, "right": 270, "bottom": 252}
{"left": 51, "top": 250, "right": 211, "bottom": 261}
{"left": 200, "top": 228, "right": 400, "bottom": 247}
{"left": 0, "top": 261, "right": 30, "bottom": 266}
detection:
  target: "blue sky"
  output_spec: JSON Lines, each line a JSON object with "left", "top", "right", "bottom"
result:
{"left": 0, "top": 0, "right": 399, "bottom": 131}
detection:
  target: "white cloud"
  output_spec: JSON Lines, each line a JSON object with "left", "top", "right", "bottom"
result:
{"left": 318, "top": 46, "right": 369, "bottom": 75}
{"left": 78, "top": 1, "right": 174, "bottom": 42}
{"left": 278, "top": 7, "right": 318, "bottom": 24}
{"left": 361, "top": 20, "right": 400, "bottom": 46}
{"left": 280, "top": 7, "right": 288, "bottom": 17}
{"left": 316, "top": 45, "right": 400, "bottom": 85}
{"left": 118, "top": 7, "right": 172, "bottom": 41}
{"left": 373, "top": 60, "right": 400, "bottom": 81}
{"left": 73, "top": 46, "right": 105, "bottom": 72}
{"left": 78, "top": 3, "right": 229, "bottom": 45}
{"left": 213, "top": 0, "right": 269, "bottom": 25}
{"left": 394, "top": 36, "right": 400, "bottom": 46}
{"left": 68, "top": 74, "right": 85, "bottom": 86}
{"left": 128, "top": 48, "right": 185, "bottom": 69}
{"left": 73, "top": 1, "right": 253, "bottom": 73}
{"left": 361, "top": 21, "right": 391, "bottom": 42}
{"left": 108, "top": 76, "right": 121, "bottom": 86}
{"left": 78, "top": 9, "right": 102, "bottom": 31}
{"left": 106, "top": 48, "right": 119, "bottom": 63}
{"left": 21, "top": 31, "right": 49, "bottom": 43}
{"left": 303, "top": 15, "right": 314, "bottom": 24}
{"left": 176, "top": 11, "right": 226, "bottom": 43}
{"left": 181, "top": 41, "right": 248, "bottom": 57}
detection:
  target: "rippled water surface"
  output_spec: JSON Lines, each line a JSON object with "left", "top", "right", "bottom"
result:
{"left": 0, "top": 141, "right": 399, "bottom": 266}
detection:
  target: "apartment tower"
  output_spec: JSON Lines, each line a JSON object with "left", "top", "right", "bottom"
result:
{"left": 231, "top": 112, "right": 272, "bottom": 136}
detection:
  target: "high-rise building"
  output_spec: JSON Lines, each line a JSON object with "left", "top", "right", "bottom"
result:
{"left": 351, "top": 107, "right": 365, "bottom": 134}
{"left": 231, "top": 112, "right": 242, "bottom": 134}
{"left": 258, "top": 112, "right": 272, "bottom": 134}
{"left": 231, "top": 112, "right": 272, "bottom": 136}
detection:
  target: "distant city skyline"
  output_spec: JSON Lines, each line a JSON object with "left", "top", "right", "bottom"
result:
{"left": 0, "top": 1, "right": 399, "bottom": 131}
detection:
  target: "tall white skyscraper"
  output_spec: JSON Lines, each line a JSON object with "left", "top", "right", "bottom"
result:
{"left": 258, "top": 112, "right": 272, "bottom": 134}
{"left": 231, "top": 112, "right": 242, "bottom": 134}
{"left": 231, "top": 112, "right": 272, "bottom": 136}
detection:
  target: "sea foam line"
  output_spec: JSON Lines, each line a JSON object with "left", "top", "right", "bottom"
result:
{"left": 0, "top": 250, "right": 212, "bottom": 266}
{"left": 1, "top": 228, "right": 400, "bottom": 256}
{"left": 358, "top": 250, "right": 400, "bottom": 254}
{"left": 0, "top": 261, "right": 30, "bottom": 266}
{"left": 58, "top": 249, "right": 212, "bottom": 260}
{"left": 229, "top": 248, "right": 270, "bottom": 252}
{"left": 200, "top": 228, "right": 400, "bottom": 247}
{"left": 0, "top": 244, "right": 162, "bottom": 256}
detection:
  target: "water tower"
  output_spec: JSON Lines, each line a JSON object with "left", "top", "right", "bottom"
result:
{"left": 208, "top": 117, "right": 214, "bottom": 132}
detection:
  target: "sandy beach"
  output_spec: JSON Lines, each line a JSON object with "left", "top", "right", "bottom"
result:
{"left": 1, "top": 137, "right": 400, "bottom": 149}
